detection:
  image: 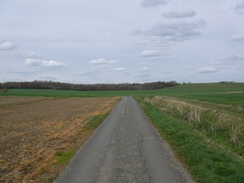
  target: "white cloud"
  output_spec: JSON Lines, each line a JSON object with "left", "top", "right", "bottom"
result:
{"left": 114, "top": 67, "right": 125, "bottom": 71}
{"left": 0, "top": 41, "right": 17, "bottom": 51}
{"left": 229, "top": 33, "right": 244, "bottom": 41}
{"left": 141, "top": 0, "right": 171, "bottom": 7}
{"left": 141, "top": 19, "right": 206, "bottom": 46}
{"left": 142, "top": 66, "right": 149, "bottom": 70}
{"left": 198, "top": 67, "right": 217, "bottom": 73}
{"left": 160, "top": 55, "right": 178, "bottom": 59}
{"left": 140, "top": 49, "right": 178, "bottom": 60}
{"left": 141, "top": 50, "right": 160, "bottom": 57}
{"left": 234, "top": 2, "right": 244, "bottom": 14}
{"left": 89, "top": 58, "right": 118, "bottom": 65}
{"left": 162, "top": 9, "right": 196, "bottom": 19}
{"left": 73, "top": 69, "right": 91, "bottom": 75}
{"left": 25, "top": 58, "right": 66, "bottom": 68}
{"left": 212, "top": 54, "right": 244, "bottom": 65}
{"left": 42, "top": 60, "right": 66, "bottom": 67}
{"left": 221, "top": 54, "right": 244, "bottom": 61}
{"left": 25, "top": 58, "right": 41, "bottom": 66}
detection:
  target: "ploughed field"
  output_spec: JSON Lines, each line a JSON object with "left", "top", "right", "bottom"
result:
{"left": 0, "top": 96, "right": 119, "bottom": 182}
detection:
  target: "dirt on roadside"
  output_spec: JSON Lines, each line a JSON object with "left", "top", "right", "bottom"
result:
{"left": 0, "top": 96, "right": 120, "bottom": 182}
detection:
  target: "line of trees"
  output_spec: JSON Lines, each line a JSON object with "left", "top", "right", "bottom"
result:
{"left": 0, "top": 80, "right": 179, "bottom": 91}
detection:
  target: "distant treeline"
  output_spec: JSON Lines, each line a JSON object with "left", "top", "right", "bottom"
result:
{"left": 0, "top": 81, "right": 179, "bottom": 91}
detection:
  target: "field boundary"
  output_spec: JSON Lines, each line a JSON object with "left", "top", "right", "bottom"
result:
{"left": 147, "top": 96, "right": 244, "bottom": 154}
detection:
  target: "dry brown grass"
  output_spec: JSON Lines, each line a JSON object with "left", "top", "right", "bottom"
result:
{"left": 0, "top": 96, "right": 120, "bottom": 182}
{"left": 146, "top": 96, "right": 244, "bottom": 149}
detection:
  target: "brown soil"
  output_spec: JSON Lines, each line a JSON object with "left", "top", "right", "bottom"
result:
{"left": 0, "top": 96, "right": 120, "bottom": 182}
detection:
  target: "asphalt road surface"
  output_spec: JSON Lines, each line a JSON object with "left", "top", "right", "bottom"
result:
{"left": 55, "top": 96, "right": 195, "bottom": 183}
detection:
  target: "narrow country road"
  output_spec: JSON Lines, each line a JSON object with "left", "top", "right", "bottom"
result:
{"left": 55, "top": 96, "right": 195, "bottom": 183}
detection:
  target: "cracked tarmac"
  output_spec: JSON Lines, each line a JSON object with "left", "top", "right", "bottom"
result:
{"left": 55, "top": 96, "right": 195, "bottom": 183}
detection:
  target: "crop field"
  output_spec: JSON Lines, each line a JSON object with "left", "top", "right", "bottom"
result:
{"left": 0, "top": 96, "right": 120, "bottom": 182}
{"left": 180, "top": 93, "right": 244, "bottom": 107}
{"left": 1, "top": 82, "right": 244, "bottom": 98}
{"left": 2, "top": 83, "right": 244, "bottom": 109}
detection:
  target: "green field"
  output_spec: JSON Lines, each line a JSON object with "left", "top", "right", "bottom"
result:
{"left": 1, "top": 83, "right": 244, "bottom": 107}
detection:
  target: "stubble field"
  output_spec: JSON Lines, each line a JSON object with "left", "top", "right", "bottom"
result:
{"left": 0, "top": 96, "right": 119, "bottom": 182}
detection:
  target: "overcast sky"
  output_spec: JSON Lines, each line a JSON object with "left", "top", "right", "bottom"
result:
{"left": 1, "top": 0, "right": 244, "bottom": 84}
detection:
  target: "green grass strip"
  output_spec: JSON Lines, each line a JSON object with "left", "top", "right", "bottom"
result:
{"left": 83, "top": 113, "right": 110, "bottom": 131}
{"left": 135, "top": 96, "right": 244, "bottom": 183}
{"left": 55, "top": 149, "right": 78, "bottom": 165}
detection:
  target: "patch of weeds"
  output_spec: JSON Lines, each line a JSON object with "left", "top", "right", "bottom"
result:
{"left": 84, "top": 113, "right": 109, "bottom": 131}
{"left": 55, "top": 148, "right": 77, "bottom": 165}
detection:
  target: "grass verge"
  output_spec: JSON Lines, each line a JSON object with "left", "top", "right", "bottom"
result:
{"left": 147, "top": 96, "right": 244, "bottom": 156}
{"left": 83, "top": 113, "right": 109, "bottom": 131}
{"left": 55, "top": 148, "right": 78, "bottom": 165}
{"left": 135, "top": 96, "right": 244, "bottom": 183}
